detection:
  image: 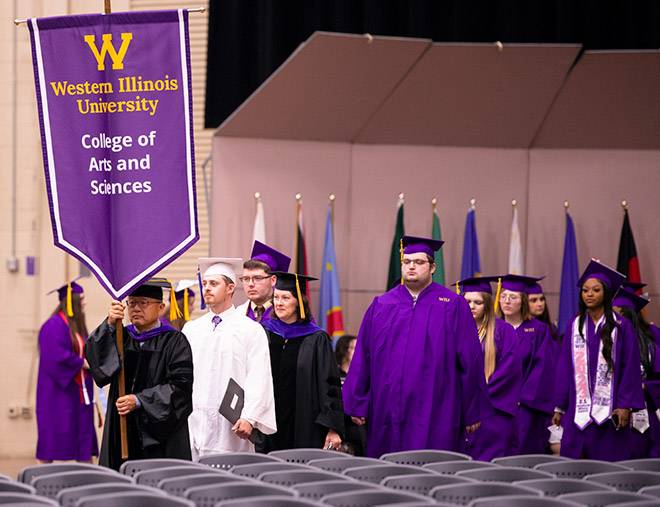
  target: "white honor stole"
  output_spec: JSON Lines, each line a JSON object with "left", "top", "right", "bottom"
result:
{"left": 572, "top": 314, "right": 617, "bottom": 429}
{"left": 632, "top": 362, "right": 650, "bottom": 433}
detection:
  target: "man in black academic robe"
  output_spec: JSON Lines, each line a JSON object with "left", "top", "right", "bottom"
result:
{"left": 85, "top": 279, "right": 194, "bottom": 470}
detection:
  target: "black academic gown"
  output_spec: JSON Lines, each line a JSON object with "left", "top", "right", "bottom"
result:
{"left": 85, "top": 321, "right": 194, "bottom": 470}
{"left": 263, "top": 330, "right": 344, "bottom": 451}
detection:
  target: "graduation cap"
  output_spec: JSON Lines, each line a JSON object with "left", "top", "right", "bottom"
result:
{"left": 199, "top": 258, "right": 244, "bottom": 285}
{"left": 273, "top": 272, "right": 318, "bottom": 320}
{"left": 500, "top": 274, "right": 545, "bottom": 294}
{"left": 577, "top": 259, "right": 626, "bottom": 291}
{"left": 250, "top": 241, "right": 291, "bottom": 273}
{"left": 47, "top": 276, "right": 84, "bottom": 318}
{"left": 613, "top": 286, "right": 650, "bottom": 313}
{"left": 454, "top": 276, "right": 499, "bottom": 295}
{"left": 402, "top": 235, "right": 444, "bottom": 257}
{"left": 174, "top": 279, "right": 196, "bottom": 321}
{"left": 129, "top": 278, "right": 182, "bottom": 322}
{"left": 622, "top": 281, "right": 647, "bottom": 292}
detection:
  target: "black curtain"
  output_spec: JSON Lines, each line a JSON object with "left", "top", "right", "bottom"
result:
{"left": 205, "top": 0, "right": 660, "bottom": 128}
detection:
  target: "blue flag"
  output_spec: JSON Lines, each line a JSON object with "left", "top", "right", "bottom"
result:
{"left": 558, "top": 212, "right": 579, "bottom": 337}
{"left": 460, "top": 208, "right": 481, "bottom": 280}
{"left": 319, "top": 205, "right": 344, "bottom": 338}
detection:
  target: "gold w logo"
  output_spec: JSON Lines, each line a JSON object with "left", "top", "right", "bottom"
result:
{"left": 84, "top": 33, "right": 133, "bottom": 71}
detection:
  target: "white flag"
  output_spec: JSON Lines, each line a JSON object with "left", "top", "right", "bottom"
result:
{"left": 252, "top": 197, "right": 266, "bottom": 245}
{"left": 508, "top": 204, "right": 524, "bottom": 274}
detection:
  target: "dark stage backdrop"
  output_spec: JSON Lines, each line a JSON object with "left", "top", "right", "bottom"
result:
{"left": 204, "top": 0, "right": 660, "bottom": 129}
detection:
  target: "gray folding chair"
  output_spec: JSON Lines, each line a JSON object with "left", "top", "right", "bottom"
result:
{"left": 18, "top": 463, "right": 110, "bottom": 484}
{"left": 215, "top": 497, "right": 323, "bottom": 507}
{"left": 0, "top": 476, "right": 10, "bottom": 482}
{"left": 56, "top": 483, "right": 165, "bottom": 507}
{"left": 638, "top": 484, "right": 660, "bottom": 497}
{"left": 268, "top": 449, "right": 348, "bottom": 464}
{"left": 423, "top": 460, "right": 499, "bottom": 475}
{"left": 307, "top": 457, "right": 382, "bottom": 473}
{"left": 343, "top": 464, "right": 431, "bottom": 484}
{"left": 159, "top": 473, "right": 251, "bottom": 497}
{"left": 321, "top": 490, "right": 434, "bottom": 506}
{"left": 457, "top": 466, "right": 555, "bottom": 483}
{"left": 380, "top": 450, "right": 471, "bottom": 466}
{"left": 558, "top": 490, "right": 656, "bottom": 506}
{"left": 381, "top": 473, "right": 474, "bottom": 495}
{"left": 607, "top": 501, "right": 660, "bottom": 507}
{"left": 292, "top": 480, "right": 381, "bottom": 501}
{"left": 535, "top": 459, "right": 630, "bottom": 479}
{"left": 184, "top": 482, "right": 295, "bottom": 507}
{"left": 31, "top": 470, "right": 131, "bottom": 498}
{"left": 231, "top": 462, "right": 311, "bottom": 479}
{"left": 492, "top": 454, "right": 570, "bottom": 468}
{"left": 618, "top": 459, "right": 660, "bottom": 472}
{"left": 199, "top": 452, "right": 283, "bottom": 471}
{"left": 0, "top": 493, "right": 58, "bottom": 506}
{"left": 0, "top": 484, "right": 34, "bottom": 495}
{"left": 119, "top": 458, "right": 195, "bottom": 477}
{"left": 258, "top": 470, "right": 348, "bottom": 487}
{"left": 75, "top": 491, "right": 195, "bottom": 507}
{"left": 133, "top": 465, "right": 217, "bottom": 487}
{"left": 430, "top": 482, "right": 542, "bottom": 505}
{"left": 516, "top": 478, "right": 614, "bottom": 497}
{"left": 467, "top": 496, "right": 583, "bottom": 506}
{"left": 583, "top": 471, "right": 660, "bottom": 492}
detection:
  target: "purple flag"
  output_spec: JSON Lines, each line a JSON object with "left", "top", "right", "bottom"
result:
{"left": 460, "top": 207, "right": 481, "bottom": 280}
{"left": 28, "top": 10, "right": 198, "bottom": 299}
{"left": 558, "top": 211, "right": 579, "bottom": 336}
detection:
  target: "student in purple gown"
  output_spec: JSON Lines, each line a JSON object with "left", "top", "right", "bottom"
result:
{"left": 496, "top": 274, "right": 555, "bottom": 454}
{"left": 237, "top": 241, "right": 291, "bottom": 323}
{"left": 459, "top": 276, "right": 521, "bottom": 461}
{"left": 85, "top": 279, "right": 194, "bottom": 470}
{"left": 613, "top": 285, "right": 660, "bottom": 458}
{"left": 260, "top": 272, "right": 344, "bottom": 452}
{"left": 553, "top": 260, "right": 645, "bottom": 461}
{"left": 343, "top": 236, "right": 489, "bottom": 458}
{"left": 528, "top": 282, "right": 561, "bottom": 343}
{"left": 36, "top": 281, "right": 98, "bottom": 463}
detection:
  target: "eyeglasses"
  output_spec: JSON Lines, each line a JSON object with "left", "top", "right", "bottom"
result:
{"left": 126, "top": 299, "right": 160, "bottom": 309}
{"left": 402, "top": 259, "right": 429, "bottom": 266}
{"left": 238, "top": 275, "right": 271, "bottom": 284}
{"left": 499, "top": 294, "right": 521, "bottom": 302}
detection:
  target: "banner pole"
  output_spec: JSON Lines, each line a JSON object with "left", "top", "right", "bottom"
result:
{"left": 104, "top": 0, "right": 112, "bottom": 15}
{"left": 116, "top": 317, "right": 129, "bottom": 459}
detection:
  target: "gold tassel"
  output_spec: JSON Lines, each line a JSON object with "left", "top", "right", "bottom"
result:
{"left": 455, "top": 281, "right": 460, "bottom": 295}
{"left": 295, "top": 273, "right": 306, "bottom": 320}
{"left": 183, "top": 289, "right": 190, "bottom": 321}
{"left": 494, "top": 277, "right": 503, "bottom": 313}
{"left": 399, "top": 238, "right": 404, "bottom": 285}
{"left": 169, "top": 281, "right": 182, "bottom": 321}
{"left": 66, "top": 283, "right": 74, "bottom": 317}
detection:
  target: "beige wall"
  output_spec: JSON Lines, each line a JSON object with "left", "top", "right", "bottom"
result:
{"left": 211, "top": 137, "right": 660, "bottom": 334}
{"left": 0, "top": 0, "right": 211, "bottom": 458}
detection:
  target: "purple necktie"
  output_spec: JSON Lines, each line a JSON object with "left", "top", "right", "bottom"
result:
{"left": 212, "top": 315, "right": 222, "bottom": 330}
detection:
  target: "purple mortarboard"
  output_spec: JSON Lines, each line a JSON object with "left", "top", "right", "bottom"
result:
{"left": 250, "top": 241, "right": 291, "bottom": 273}
{"left": 455, "top": 276, "right": 499, "bottom": 295}
{"left": 46, "top": 277, "right": 84, "bottom": 318}
{"left": 577, "top": 259, "right": 626, "bottom": 291}
{"left": 622, "top": 281, "right": 647, "bottom": 292}
{"left": 500, "top": 274, "right": 545, "bottom": 294}
{"left": 402, "top": 235, "right": 444, "bottom": 257}
{"left": 613, "top": 286, "right": 650, "bottom": 313}
{"left": 527, "top": 281, "right": 545, "bottom": 295}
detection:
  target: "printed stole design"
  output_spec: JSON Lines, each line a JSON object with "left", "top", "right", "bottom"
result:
{"left": 572, "top": 314, "right": 616, "bottom": 429}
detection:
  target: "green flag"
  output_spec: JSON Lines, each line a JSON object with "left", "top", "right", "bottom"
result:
{"left": 387, "top": 196, "right": 405, "bottom": 290}
{"left": 432, "top": 205, "right": 446, "bottom": 285}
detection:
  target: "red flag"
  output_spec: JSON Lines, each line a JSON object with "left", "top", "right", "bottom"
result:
{"left": 616, "top": 208, "right": 642, "bottom": 292}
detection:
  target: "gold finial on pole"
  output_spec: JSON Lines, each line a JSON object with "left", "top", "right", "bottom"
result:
{"left": 563, "top": 201, "right": 570, "bottom": 213}
{"left": 621, "top": 199, "right": 628, "bottom": 210}
{"left": 329, "top": 193, "right": 336, "bottom": 202}
{"left": 295, "top": 193, "right": 302, "bottom": 201}
{"left": 511, "top": 199, "right": 517, "bottom": 207}
{"left": 470, "top": 198, "right": 476, "bottom": 209}
{"left": 254, "top": 192, "right": 261, "bottom": 200}
{"left": 431, "top": 197, "right": 438, "bottom": 207}
{"left": 398, "top": 192, "right": 405, "bottom": 201}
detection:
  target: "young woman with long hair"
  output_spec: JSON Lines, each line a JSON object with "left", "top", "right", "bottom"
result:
{"left": 460, "top": 276, "right": 521, "bottom": 460}
{"left": 527, "top": 281, "right": 561, "bottom": 343}
{"left": 553, "top": 260, "right": 644, "bottom": 460}
{"left": 36, "top": 281, "right": 98, "bottom": 463}
{"left": 496, "top": 274, "right": 555, "bottom": 454}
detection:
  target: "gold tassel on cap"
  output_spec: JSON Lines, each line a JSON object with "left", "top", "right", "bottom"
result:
{"left": 399, "top": 238, "right": 404, "bottom": 285}
{"left": 169, "top": 280, "right": 182, "bottom": 321}
{"left": 183, "top": 289, "right": 190, "bottom": 321}
{"left": 295, "top": 273, "right": 306, "bottom": 320}
{"left": 66, "top": 283, "right": 74, "bottom": 317}
{"left": 455, "top": 282, "right": 460, "bottom": 295}
{"left": 494, "top": 277, "right": 503, "bottom": 313}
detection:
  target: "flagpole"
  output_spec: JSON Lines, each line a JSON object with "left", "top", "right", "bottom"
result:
{"left": 294, "top": 193, "right": 302, "bottom": 270}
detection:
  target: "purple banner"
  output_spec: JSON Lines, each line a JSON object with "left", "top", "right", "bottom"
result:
{"left": 28, "top": 10, "right": 198, "bottom": 299}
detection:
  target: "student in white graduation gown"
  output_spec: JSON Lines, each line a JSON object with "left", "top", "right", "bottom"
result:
{"left": 182, "top": 257, "right": 276, "bottom": 460}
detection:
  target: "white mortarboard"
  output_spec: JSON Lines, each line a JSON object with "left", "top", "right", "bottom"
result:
{"left": 198, "top": 258, "right": 244, "bottom": 284}
{"left": 175, "top": 279, "right": 197, "bottom": 293}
